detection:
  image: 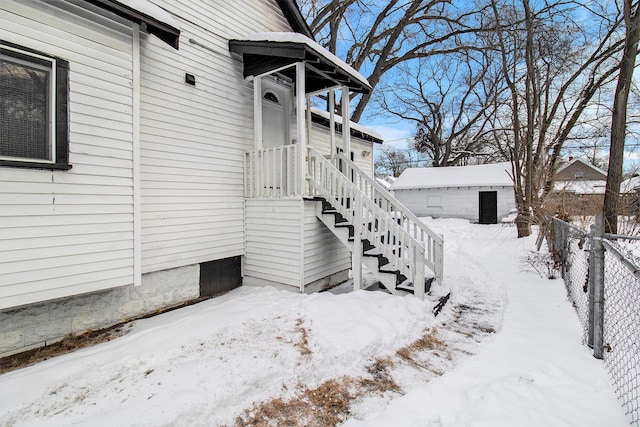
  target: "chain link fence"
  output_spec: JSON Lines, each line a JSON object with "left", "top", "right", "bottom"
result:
{"left": 601, "top": 239, "right": 640, "bottom": 424}
{"left": 549, "top": 217, "right": 639, "bottom": 425}
{"left": 550, "top": 219, "right": 591, "bottom": 342}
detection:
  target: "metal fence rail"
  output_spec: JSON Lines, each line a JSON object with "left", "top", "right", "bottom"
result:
{"left": 549, "top": 217, "right": 639, "bottom": 425}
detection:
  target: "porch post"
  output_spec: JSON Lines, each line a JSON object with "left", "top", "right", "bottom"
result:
{"left": 296, "top": 62, "right": 306, "bottom": 196}
{"left": 329, "top": 89, "right": 336, "bottom": 162}
{"left": 341, "top": 86, "right": 350, "bottom": 155}
{"left": 253, "top": 76, "right": 262, "bottom": 149}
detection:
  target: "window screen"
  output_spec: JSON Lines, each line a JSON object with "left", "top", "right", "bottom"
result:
{"left": 1, "top": 53, "right": 52, "bottom": 161}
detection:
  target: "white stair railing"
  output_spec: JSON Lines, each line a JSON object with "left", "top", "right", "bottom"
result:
{"left": 334, "top": 152, "right": 443, "bottom": 284}
{"left": 245, "top": 145, "right": 298, "bottom": 198}
{"left": 308, "top": 148, "right": 443, "bottom": 298}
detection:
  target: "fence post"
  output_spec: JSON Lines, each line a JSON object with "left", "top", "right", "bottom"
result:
{"left": 588, "top": 222, "right": 596, "bottom": 349}
{"left": 591, "top": 214, "right": 605, "bottom": 359}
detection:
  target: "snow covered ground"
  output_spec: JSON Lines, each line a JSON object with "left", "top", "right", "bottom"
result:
{"left": 0, "top": 219, "right": 630, "bottom": 426}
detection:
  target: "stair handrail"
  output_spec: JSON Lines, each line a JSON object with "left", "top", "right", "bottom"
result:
{"left": 307, "top": 148, "right": 428, "bottom": 297}
{"left": 334, "top": 151, "right": 443, "bottom": 284}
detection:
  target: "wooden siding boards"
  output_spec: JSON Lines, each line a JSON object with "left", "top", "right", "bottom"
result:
{"left": 1, "top": 0, "right": 358, "bottom": 308}
{"left": 138, "top": 0, "right": 294, "bottom": 273}
{"left": 308, "top": 123, "right": 375, "bottom": 176}
{"left": 0, "top": 1, "right": 135, "bottom": 309}
{"left": 244, "top": 199, "right": 303, "bottom": 287}
{"left": 303, "top": 203, "right": 351, "bottom": 284}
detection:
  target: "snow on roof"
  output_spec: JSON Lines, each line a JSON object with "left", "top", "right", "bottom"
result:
{"left": 242, "top": 32, "right": 371, "bottom": 90}
{"left": 310, "top": 108, "right": 383, "bottom": 142}
{"left": 553, "top": 180, "right": 606, "bottom": 195}
{"left": 375, "top": 178, "right": 392, "bottom": 190}
{"left": 391, "top": 162, "right": 513, "bottom": 190}
{"left": 621, "top": 176, "right": 640, "bottom": 193}
{"left": 117, "top": 0, "right": 180, "bottom": 29}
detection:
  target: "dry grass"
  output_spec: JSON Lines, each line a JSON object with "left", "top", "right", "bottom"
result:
{"left": 396, "top": 327, "right": 447, "bottom": 359}
{"left": 358, "top": 356, "right": 401, "bottom": 395}
{"left": 294, "top": 318, "right": 312, "bottom": 357}
{"left": 235, "top": 356, "right": 404, "bottom": 426}
{"left": 235, "top": 377, "right": 354, "bottom": 427}
{"left": 0, "top": 324, "right": 131, "bottom": 375}
{"left": 395, "top": 328, "right": 448, "bottom": 373}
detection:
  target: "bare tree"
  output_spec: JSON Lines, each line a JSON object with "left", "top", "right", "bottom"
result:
{"left": 488, "top": 0, "right": 624, "bottom": 237}
{"left": 375, "top": 145, "right": 427, "bottom": 177}
{"left": 378, "top": 41, "right": 509, "bottom": 166}
{"left": 300, "top": 0, "right": 486, "bottom": 122}
{"left": 603, "top": 0, "right": 640, "bottom": 234}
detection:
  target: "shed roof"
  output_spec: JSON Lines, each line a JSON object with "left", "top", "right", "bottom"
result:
{"left": 229, "top": 32, "right": 371, "bottom": 94}
{"left": 391, "top": 162, "right": 513, "bottom": 190}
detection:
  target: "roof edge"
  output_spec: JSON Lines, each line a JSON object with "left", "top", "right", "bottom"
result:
{"left": 310, "top": 110, "right": 382, "bottom": 144}
{"left": 84, "top": 0, "right": 180, "bottom": 49}
{"left": 274, "top": 0, "right": 314, "bottom": 39}
{"left": 558, "top": 158, "right": 607, "bottom": 177}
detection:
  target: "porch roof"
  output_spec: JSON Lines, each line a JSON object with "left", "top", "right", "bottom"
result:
{"left": 229, "top": 32, "right": 372, "bottom": 94}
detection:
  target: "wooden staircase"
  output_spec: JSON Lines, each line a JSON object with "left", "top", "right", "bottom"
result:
{"left": 307, "top": 148, "right": 443, "bottom": 300}
{"left": 314, "top": 198, "right": 434, "bottom": 296}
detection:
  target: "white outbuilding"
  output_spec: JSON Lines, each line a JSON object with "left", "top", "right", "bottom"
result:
{"left": 391, "top": 162, "right": 516, "bottom": 224}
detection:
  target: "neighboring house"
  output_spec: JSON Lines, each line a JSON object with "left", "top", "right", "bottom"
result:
{"left": 555, "top": 157, "right": 607, "bottom": 181}
{"left": 547, "top": 158, "right": 607, "bottom": 217}
{"left": 0, "top": 0, "right": 442, "bottom": 356}
{"left": 390, "top": 163, "right": 515, "bottom": 224}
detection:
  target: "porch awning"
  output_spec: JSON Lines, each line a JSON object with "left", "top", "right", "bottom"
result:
{"left": 229, "top": 32, "right": 371, "bottom": 94}
{"left": 85, "top": 0, "right": 181, "bottom": 49}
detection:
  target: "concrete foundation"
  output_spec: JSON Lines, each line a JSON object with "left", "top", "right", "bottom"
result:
{"left": 0, "top": 265, "right": 200, "bottom": 357}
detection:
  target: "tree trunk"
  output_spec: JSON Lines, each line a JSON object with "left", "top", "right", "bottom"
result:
{"left": 603, "top": 0, "right": 640, "bottom": 234}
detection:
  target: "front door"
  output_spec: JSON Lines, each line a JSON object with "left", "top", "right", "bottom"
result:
{"left": 261, "top": 78, "right": 292, "bottom": 192}
{"left": 261, "top": 78, "right": 291, "bottom": 148}
{"left": 479, "top": 191, "right": 498, "bottom": 224}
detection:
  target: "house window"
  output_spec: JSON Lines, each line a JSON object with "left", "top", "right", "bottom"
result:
{"left": 0, "top": 41, "right": 69, "bottom": 169}
{"left": 575, "top": 171, "right": 584, "bottom": 179}
{"left": 264, "top": 91, "right": 279, "bottom": 104}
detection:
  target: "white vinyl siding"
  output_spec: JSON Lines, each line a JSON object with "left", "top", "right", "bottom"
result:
{"left": 303, "top": 202, "right": 351, "bottom": 284}
{"left": 139, "top": 0, "right": 293, "bottom": 273}
{"left": 0, "top": 1, "right": 134, "bottom": 309}
{"left": 308, "top": 122, "right": 375, "bottom": 177}
{"left": 393, "top": 186, "right": 515, "bottom": 222}
{"left": 244, "top": 199, "right": 303, "bottom": 288}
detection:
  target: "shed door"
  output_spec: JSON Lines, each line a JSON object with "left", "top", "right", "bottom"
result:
{"left": 479, "top": 191, "right": 498, "bottom": 224}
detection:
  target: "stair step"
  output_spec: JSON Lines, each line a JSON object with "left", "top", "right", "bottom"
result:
{"left": 314, "top": 196, "right": 435, "bottom": 300}
{"left": 396, "top": 276, "right": 434, "bottom": 294}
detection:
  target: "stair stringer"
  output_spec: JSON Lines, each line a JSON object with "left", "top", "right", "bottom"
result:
{"left": 313, "top": 200, "right": 431, "bottom": 296}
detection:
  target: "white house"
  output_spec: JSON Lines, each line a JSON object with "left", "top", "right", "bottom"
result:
{"left": 0, "top": 0, "right": 442, "bottom": 356}
{"left": 391, "top": 163, "right": 515, "bottom": 224}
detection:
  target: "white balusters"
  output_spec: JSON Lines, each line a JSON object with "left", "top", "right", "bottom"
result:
{"left": 244, "top": 145, "right": 298, "bottom": 198}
